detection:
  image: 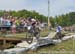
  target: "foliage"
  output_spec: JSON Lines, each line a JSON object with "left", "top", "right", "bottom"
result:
{"left": 0, "top": 10, "right": 75, "bottom": 27}
{"left": 50, "top": 12, "right": 75, "bottom": 27}
{"left": 0, "top": 10, "right": 47, "bottom": 22}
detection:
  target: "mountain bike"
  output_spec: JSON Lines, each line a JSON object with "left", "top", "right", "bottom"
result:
{"left": 26, "top": 26, "right": 40, "bottom": 44}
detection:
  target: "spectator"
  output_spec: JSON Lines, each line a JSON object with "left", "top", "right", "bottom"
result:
{"left": 5, "top": 18, "right": 11, "bottom": 30}
{"left": 0, "top": 16, "right": 3, "bottom": 26}
{"left": 11, "top": 22, "right": 16, "bottom": 34}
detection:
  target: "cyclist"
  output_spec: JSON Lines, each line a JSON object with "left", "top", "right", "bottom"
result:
{"left": 26, "top": 18, "right": 40, "bottom": 41}
{"left": 56, "top": 25, "right": 63, "bottom": 39}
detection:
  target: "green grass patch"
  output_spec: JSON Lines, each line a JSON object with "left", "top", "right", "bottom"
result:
{"left": 0, "top": 29, "right": 50, "bottom": 39}
{"left": 27, "top": 39, "right": 75, "bottom": 54}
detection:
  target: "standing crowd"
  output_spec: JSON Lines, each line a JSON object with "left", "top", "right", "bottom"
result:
{"left": 0, "top": 16, "right": 41, "bottom": 34}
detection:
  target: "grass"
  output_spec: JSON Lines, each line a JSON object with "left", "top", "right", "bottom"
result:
{"left": 27, "top": 38, "right": 75, "bottom": 54}
{"left": 0, "top": 43, "right": 14, "bottom": 49}
{"left": 0, "top": 29, "right": 50, "bottom": 39}
{"left": 0, "top": 29, "right": 75, "bottom": 54}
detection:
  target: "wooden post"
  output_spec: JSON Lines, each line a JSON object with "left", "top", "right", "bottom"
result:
{"left": 3, "top": 39, "right": 6, "bottom": 46}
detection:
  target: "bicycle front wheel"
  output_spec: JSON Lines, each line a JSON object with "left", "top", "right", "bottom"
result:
{"left": 26, "top": 32, "right": 34, "bottom": 44}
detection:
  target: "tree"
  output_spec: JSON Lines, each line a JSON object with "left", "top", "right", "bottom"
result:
{"left": 50, "top": 17, "right": 55, "bottom": 27}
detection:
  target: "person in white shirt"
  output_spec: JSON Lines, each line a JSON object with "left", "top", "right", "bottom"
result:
{"left": 11, "top": 22, "right": 16, "bottom": 34}
{"left": 0, "top": 17, "right": 3, "bottom": 26}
